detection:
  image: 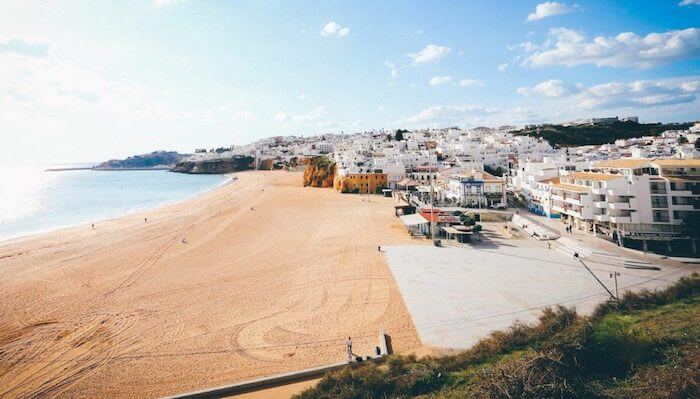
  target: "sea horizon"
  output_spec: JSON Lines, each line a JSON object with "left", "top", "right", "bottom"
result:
{"left": 0, "top": 164, "right": 230, "bottom": 242}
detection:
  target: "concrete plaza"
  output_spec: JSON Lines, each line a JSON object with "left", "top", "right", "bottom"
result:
{"left": 383, "top": 229, "right": 694, "bottom": 349}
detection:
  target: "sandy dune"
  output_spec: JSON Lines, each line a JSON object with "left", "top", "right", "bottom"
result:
{"left": 0, "top": 171, "right": 421, "bottom": 398}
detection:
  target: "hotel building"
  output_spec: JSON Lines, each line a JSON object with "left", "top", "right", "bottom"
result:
{"left": 546, "top": 158, "right": 699, "bottom": 255}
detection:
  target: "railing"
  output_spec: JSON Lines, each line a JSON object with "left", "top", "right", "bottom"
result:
{"left": 609, "top": 202, "right": 630, "bottom": 210}
{"left": 617, "top": 223, "right": 683, "bottom": 233}
{"left": 609, "top": 216, "right": 631, "bottom": 224}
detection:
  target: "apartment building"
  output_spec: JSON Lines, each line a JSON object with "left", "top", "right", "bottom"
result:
{"left": 548, "top": 158, "right": 699, "bottom": 255}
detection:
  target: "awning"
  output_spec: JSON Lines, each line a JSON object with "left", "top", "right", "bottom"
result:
{"left": 399, "top": 213, "right": 429, "bottom": 226}
{"left": 443, "top": 226, "right": 474, "bottom": 235}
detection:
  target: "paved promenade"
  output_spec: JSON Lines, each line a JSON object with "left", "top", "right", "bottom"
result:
{"left": 383, "top": 223, "right": 696, "bottom": 349}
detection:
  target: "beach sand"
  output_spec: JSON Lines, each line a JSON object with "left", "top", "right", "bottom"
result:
{"left": 0, "top": 171, "right": 421, "bottom": 398}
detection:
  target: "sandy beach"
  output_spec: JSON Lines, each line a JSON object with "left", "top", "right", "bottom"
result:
{"left": 0, "top": 171, "right": 421, "bottom": 398}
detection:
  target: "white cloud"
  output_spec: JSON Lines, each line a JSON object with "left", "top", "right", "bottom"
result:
{"left": 517, "top": 79, "right": 580, "bottom": 97}
{"left": 409, "top": 44, "right": 451, "bottom": 64}
{"left": 384, "top": 61, "right": 398, "bottom": 79}
{"left": 527, "top": 2, "right": 578, "bottom": 21}
{"left": 321, "top": 21, "right": 350, "bottom": 38}
{"left": 398, "top": 105, "right": 498, "bottom": 125}
{"left": 0, "top": 37, "right": 49, "bottom": 57}
{"left": 679, "top": 0, "right": 700, "bottom": 5}
{"left": 459, "top": 79, "right": 484, "bottom": 87}
{"left": 523, "top": 27, "right": 700, "bottom": 68}
{"left": 298, "top": 94, "right": 307, "bottom": 100}
{"left": 516, "top": 77, "right": 700, "bottom": 110}
{"left": 497, "top": 63, "right": 509, "bottom": 71}
{"left": 580, "top": 78, "right": 700, "bottom": 109}
{"left": 429, "top": 76, "right": 452, "bottom": 86}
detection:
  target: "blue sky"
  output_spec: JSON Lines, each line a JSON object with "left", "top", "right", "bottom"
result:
{"left": 1, "top": 0, "right": 699, "bottom": 163}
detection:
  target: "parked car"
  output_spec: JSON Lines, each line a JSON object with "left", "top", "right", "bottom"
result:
{"left": 490, "top": 202, "right": 506, "bottom": 209}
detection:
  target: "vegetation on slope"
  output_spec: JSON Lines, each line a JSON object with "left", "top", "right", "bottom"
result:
{"left": 296, "top": 273, "right": 699, "bottom": 399}
{"left": 97, "top": 151, "right": 187, "bottom": 169}
{"left": 170, "top": 155, "right": 254, "bottom": 174}
{"left": 513, "top": 121, "right": 695, "bottom": 147}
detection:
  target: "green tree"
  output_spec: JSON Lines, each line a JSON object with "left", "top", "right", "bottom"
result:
{"left": 460, "top": 213, "right": 476, "bottom": 226}
{"left": 395, "top": 129, "right": 408, "bottom": 141}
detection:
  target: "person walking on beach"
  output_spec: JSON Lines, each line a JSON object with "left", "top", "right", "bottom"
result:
{"left": 346, "top": 337, "right": 353, "bottom": 362}
{"left": 144, "top": 217, "right": 148, "bottom": 223}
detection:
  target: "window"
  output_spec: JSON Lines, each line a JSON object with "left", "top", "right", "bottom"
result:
{"left": 674, "top": 211, "right": 692, "bottom": 220}
{"left": 649, "top": 181, "right": 667, "bottom": 194}
{"left": 652, "top": 210, "right": 670, "bottom": 223}
{"left": 672, "top": 196, "right": 691, "bottom": 205}
{"left": 650, "top": 196, "right": 668, "bottom": 208}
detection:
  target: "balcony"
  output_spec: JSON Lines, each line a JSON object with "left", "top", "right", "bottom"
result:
{"left": 551, "top": 194, "right": 564, "bottom": 202}
{"left": 591, "top": 186, "right": 606, "bottom": 195}
{"left": 552, "top": 204, "right": 566, "bottom": 213}
{"left": 609, "top": 202, "right": 631, "bottom": 210}
{"left": 609, "top": 215, "right": 631, "bottom": 224}
{"left": 593, "top": 201, "right": 608, "bottom": 208}
{"left": 563, "top": 208, "right": 582, "bottom": 218}
{"left": 671, "top": 204, "right": 695, "bottom": 211}
{"left": 564, "top": 196, "right": 582, "bottom": 206}
{"left": 594, "top": 214, "right": 609, "bottom": 222}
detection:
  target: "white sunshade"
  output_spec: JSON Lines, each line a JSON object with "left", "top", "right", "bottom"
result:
{"left": 399, "top": 213, "right": 429, "bottom": 226}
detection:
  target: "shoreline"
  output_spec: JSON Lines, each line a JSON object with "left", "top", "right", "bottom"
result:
{"left": 0, "top": 170, "right": 421, "bottom": 398}
{"left": 0, "top": 172, "right": 235, "bottom": 244}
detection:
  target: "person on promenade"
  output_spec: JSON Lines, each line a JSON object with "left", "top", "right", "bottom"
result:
{"left": 346, "top": 337, "right": 353, "bottom": 362}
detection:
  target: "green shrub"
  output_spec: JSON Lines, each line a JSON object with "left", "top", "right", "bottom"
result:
{"left": 589, "top": 314, "right": 656, "bottom": 373}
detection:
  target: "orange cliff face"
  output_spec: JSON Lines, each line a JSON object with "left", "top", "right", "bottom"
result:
{"left": 302, "top": 156, "right": 336, "bottom": 188}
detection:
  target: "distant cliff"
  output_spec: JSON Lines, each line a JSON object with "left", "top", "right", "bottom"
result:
{"left": 97, "top": 151, "right": 187, "bottom": 169}
{"left": 170, "top": 156, "right": 255, "bottom": 174}
{"left": 303, "top": 156, "right": 335, "bottom": 187}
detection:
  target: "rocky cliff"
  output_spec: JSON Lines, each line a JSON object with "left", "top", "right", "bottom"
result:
{"left": 170, "top": 156, "right": 254, "bottom": 174}
{"left": 303, "top": 156, "right": 336, "bottom": 187}
{"left": 98, "top": 151, "right": 187, "bottom": 169}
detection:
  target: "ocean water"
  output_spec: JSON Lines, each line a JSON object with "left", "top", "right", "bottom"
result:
{"left": 0, "top": 165, "right": 229, "bottom": 241}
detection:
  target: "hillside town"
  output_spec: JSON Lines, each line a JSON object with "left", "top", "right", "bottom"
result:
{"left": 204, "top": 119, "right": 700, "bottom": 258}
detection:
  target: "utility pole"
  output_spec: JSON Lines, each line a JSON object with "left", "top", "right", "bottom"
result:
{"left": 429, "top": 152, "right": 437, "bottom": 246}
{"left": 609, "top": 272, "right": 621, "bottom": 301}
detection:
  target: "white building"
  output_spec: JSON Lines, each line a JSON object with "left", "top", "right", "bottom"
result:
{"left": 545, "top": 158, "right": 699, "bottom": 255}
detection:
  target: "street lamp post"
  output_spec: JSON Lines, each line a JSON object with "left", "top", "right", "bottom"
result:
{"left": 609, "top": 272, "right": 621, "bottom": 301}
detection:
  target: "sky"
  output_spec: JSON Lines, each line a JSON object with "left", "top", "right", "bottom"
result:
{"left": 1, "top": 0, "right": 699, "bottom": 164}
